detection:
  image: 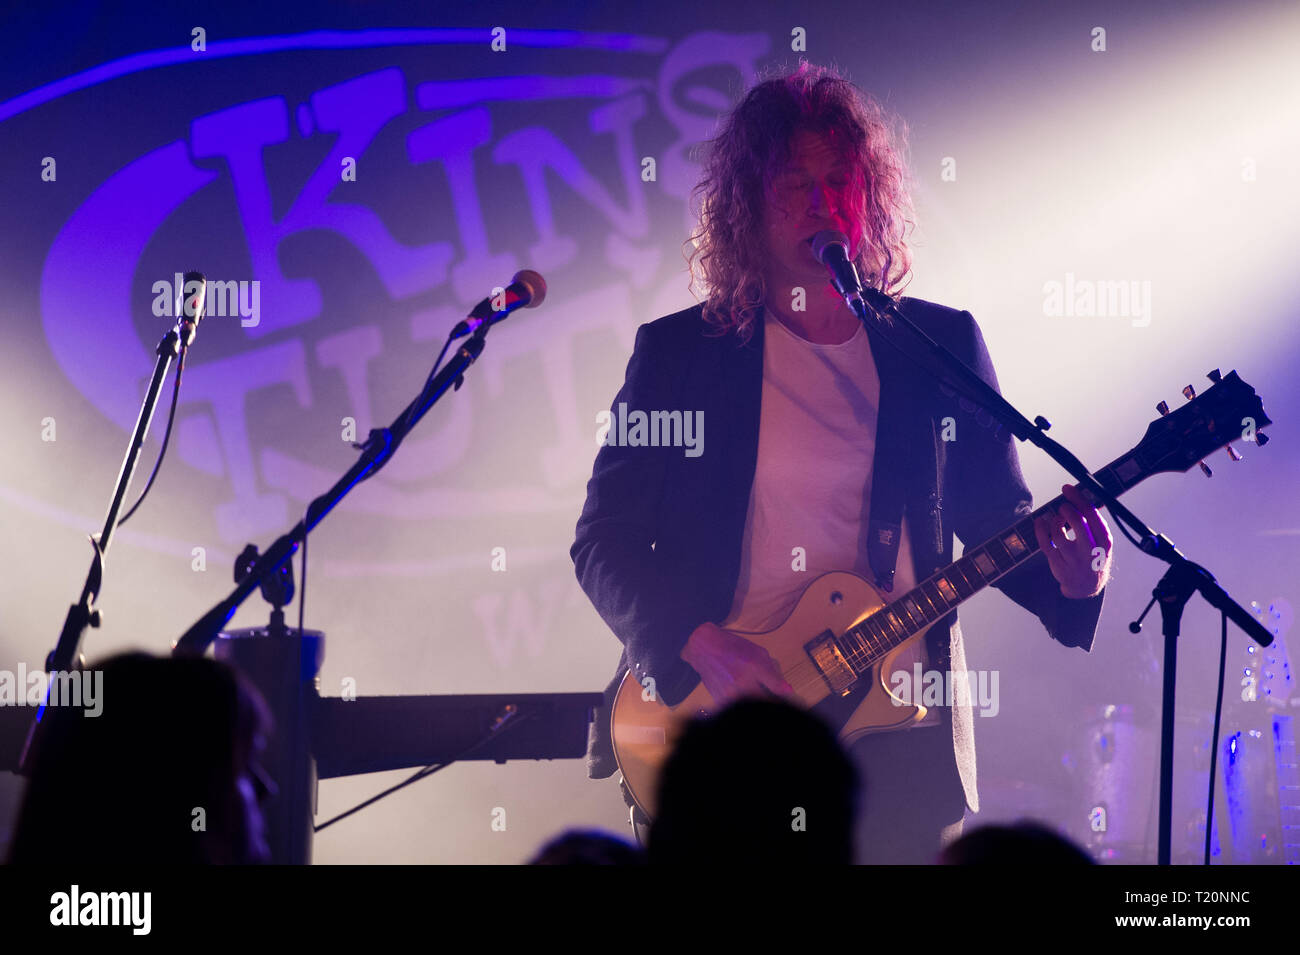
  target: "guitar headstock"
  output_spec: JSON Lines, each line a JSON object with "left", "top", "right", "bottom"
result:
{"left": 1133, "top": 369, "right": 1270, "bottom": 478}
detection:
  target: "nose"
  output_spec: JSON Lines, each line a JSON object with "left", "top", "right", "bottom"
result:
{"left": 808, "top": 182, "right": 833, "bottom": 217}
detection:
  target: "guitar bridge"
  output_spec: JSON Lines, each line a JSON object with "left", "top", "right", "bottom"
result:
{"left": 806, "top": 631, "right": 857, "bottom": 696}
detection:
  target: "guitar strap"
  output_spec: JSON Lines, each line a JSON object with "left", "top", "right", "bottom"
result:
{"left": 864, "top": 325, "right": 917, "bottom": 594}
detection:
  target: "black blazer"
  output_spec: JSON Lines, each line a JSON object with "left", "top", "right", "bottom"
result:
{"left": 571, "top": 298, "right": 1105, "bottom": 812}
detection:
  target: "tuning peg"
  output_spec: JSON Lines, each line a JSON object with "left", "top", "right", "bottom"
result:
{"left": 1256, "top": 431, "right": 1270, "bottom": 447}
{"left": 1156, "top": 400, "right": 1170, "bottom": 417}
{"left": 1183, "top": 384, "right": 1197, "bottom": 401}
{"left": 1225, "top": 444, "right": 1243, "bottom": 462}
{"left": 1207, "top": 369, "right": 1222, "bottom": 383}
{"left": 1197, "top": 460, "right": 1213, "bottom": 477}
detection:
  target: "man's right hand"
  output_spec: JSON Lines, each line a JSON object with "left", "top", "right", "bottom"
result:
{"left": 679, "top": 622, "right": 798, "bottom": 709}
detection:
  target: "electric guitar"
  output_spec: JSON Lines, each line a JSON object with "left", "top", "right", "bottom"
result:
{"left": 611, "top": 369, "right": 1272, "bottom": 818}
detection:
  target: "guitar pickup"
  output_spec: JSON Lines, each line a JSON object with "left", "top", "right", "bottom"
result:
{"left": 806, "top": 631, "right": 857, "bottom": 696}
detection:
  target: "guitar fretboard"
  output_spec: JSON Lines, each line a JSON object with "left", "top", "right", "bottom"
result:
{"left": 836, "top": 461, "right": 1128, "bottom": 674}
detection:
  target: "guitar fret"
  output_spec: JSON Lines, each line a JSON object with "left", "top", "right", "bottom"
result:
{"left": 901, "top": 596, "right": 925, "bottom": 628}
{"left": 853, "top": 621, "right": 877, "bottom": 653}
{"left": 951, "top": 559, "right": 979, "bottom": 594}
{"left": 1002, "top": 528, "right": 1031, "bottom": 559}
{"left": 886, "top": 609, "right": 909, "bottom": 636}
{"left": 840, "top": 627, "right": 869, "bottom": 662}
{"left": 934, "top": 574, "right": 959, "bottom": 604}
{"left": 877, "top": 614, "right": 898, "bottom": 645}
{"left": 921, "top": 581, "right": 949, "bottom": 616}
{"left": 865, "top": 617, "right": 890, "bottom": 653}
{"left": 899, "top": 600, "right": 920, "bottom": 631}
{"left": 852, "top": 621, "right": 878, "bottom": 657}
{"left": 970, "top": 550, "right": 998, "bottom": 581}
{"left": 912, "top": 586, "right": 940, "bottom": 620}
{"left": 986, "top": 537, "right": 1012, "bottom": 570}
{"left": 946, "top": 563, "right": 975, "bottom": 598}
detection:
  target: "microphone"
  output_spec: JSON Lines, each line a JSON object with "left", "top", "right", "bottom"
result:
{"left": 809, "top": 231, "right": 864, "bottom": 303}
{"left": 176, "top": 271, "right": 207, "bottom": 347}
{"left": 450, "top": 270, "right": 547, "bottom": 339}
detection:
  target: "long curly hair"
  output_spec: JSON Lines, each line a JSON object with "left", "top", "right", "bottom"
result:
{"left": 686, "top": 61, "right": 915, "bottom": 341}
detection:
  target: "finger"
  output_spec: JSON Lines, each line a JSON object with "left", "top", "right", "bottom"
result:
{"left": 1057, "top": 499, "right": 1097, "bottom": 550}
{"left": 705, "top": 688, "right": 732, "bottom": 712}
{"left": 707, "top": 663, "right": 747, "bottom": 709}
{"left": 1048, "top": 508, "right": 1078, "bottom": 551}
{"left": 1029, "top": 514, "right": 1071, "bottom": 582}
{"left": 1035, "top": 515, "right": 1070, "bottom": 581}
{"left": 1034, "top": 512, "right": 1053, "bottom": 546}
{"left": 761, "top": 667, "right": 798, "bottom": 701}
{"left": 1034, "top": 513, "right": 1057, "bottom": 555}
{"left": 1059, "top": 486, "right": 1101, "bottom": 535}
{"left": 1040, "top": 509, "right": 1069, "bottom": 549}
{"left": 1063, "top": 484, "right": 1113, "bottom": 553}
{"left": 739, "top": 676, "right": 776, "bottom": 702}
{"left": 1047, "top": 504, "right": 1076, "bottom": 545}
{"left": 1090, "top": 506, "right": 1114, "bottom": 553}
{"left": 753, "top": 652, "right": 795, "bottom": 696}
{"left": 1060, "top": 483, "right": 1098, "bottom": 518}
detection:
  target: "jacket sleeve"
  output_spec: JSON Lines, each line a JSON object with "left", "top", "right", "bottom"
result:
{"left": 940, "top": 311, "right": 1105, "bottom": 652}
{"left": 570, "top": 322, "right": 704, "bottom": 706}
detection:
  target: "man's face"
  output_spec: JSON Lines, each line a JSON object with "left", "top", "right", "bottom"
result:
{"left": 761, "top": 129, "right": 865, "bottom": 287}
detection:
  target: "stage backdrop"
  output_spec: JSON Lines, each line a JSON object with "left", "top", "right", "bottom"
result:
{"left": 2, "top": 0, "right": 1297, "bottom": 865}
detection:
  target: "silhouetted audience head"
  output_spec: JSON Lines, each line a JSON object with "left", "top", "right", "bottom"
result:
{"left": 648, "top": 698, "right": 859, "bottom": 864}
{"left": 937, "top": 820, "right": 1095, "bottom": 865}
{"left": 528, "top": 829, "right": 646, "bottom": 864}
{"left": 8, "top": 652, "right": 274, "bottom": 864}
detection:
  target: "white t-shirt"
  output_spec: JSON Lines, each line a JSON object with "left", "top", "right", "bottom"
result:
{"left": 721, "top": 307, "right": 937, "bottom": 726}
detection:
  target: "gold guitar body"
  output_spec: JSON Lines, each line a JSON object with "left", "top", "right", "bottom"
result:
{"left": 610, "top": 571, "right": 932, "bottom": 818}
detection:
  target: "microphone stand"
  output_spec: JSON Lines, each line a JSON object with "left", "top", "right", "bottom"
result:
{"left": 167, "top": 320, "right": 497, "bottom": 863}
{"left": 173, "top": 322, "right": 490, "bottom": 657}
{"left": 842, "top": 283, "right": 1274, "bottom": 865}
{"left": 17, "top": 323, "right": 187, "bottom": 774}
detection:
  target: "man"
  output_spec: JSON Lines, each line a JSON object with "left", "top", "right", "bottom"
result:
{"left": 571, "top": 63, "right": 1111, "bottom": 863}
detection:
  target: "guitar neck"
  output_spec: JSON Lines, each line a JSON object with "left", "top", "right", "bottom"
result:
{"left": 841, "top": 452, "right": 1135, "bottom": 667}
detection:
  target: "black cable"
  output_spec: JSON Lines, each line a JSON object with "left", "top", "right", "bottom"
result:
{"left": 299, "top": 505, "right": 308, "bottom": 637}
{"left": 1110, "top": 512, "right": 1145, "bottom": 550}
{"left": 426, "top": 334, "right": 454, "bottom": 388}
{"left": 118, "top": 342, "right": 187, "bottom": 526}
{"left": 313, "top": 706, "right": 525, "bottom": 833}
{"left": 394, "top": 332, "right": 455, "bottom": 438}
{"left": 1204, "top": 611, "right": 1229, "bottom": 864}
{"left": 353, "top": 331, "right": 457, "bottom": 487}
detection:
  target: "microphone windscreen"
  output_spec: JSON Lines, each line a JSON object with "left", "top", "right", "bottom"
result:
{"left": 810, "top": 230, "right": 851, "bottom": 264}
{"left": 180, "top": 272, "right": 207, "bottom": 321}
{"left": 513, "top": 269, "right": 547, "bottom": 308}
